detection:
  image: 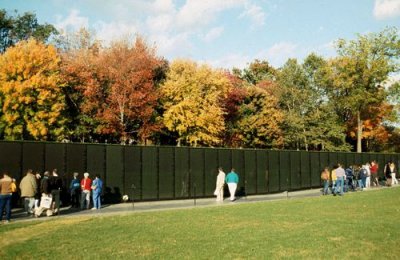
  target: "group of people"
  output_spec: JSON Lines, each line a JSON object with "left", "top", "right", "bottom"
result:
{"left": 69, "top": 172, "right": 103, "bottom": 211}
{"left": 0, "top": 169, "right": 103, "bottom": 223}
{"left": 321, "top": 160, "right": 398, "bottom": 196}
{"left": 214, "top": 167, "right": 239, "bottom": 202}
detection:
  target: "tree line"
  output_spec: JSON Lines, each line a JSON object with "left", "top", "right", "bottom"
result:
{"left": 0, "top": 10, "right": 400, "bottom": 152}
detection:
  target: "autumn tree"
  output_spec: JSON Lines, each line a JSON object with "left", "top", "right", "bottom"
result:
{"left": 222, "top": 72, "right": 247, "bottom": 147}
{"left": 323, "top": 27, "right": 400, "bottom": 152}
{"left": 58, "top": 28, "right": 102, "bottom": 142}
{"left": 0, "top": 39, "right": 66, "bottom": 140}
{"left": 94, "top": 37, "right": 162, "bottom": 144}
{"left": 161, "top": 60, "right": 230, "bottom": 147}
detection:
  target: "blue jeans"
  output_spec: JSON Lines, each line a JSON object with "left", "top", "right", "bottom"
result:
{"left": 323, "top": 180, "right": 329, "bottom": 195}
{"left": 92, "top": 192, "right": 101, "bottom": 209}
{"left": 0, "top": 194, "right": 12, "bottom": 221}
{"left": 335, "top": 177, "right": 344, "bottom": 195}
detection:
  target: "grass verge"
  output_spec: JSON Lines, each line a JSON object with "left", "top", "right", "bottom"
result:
{"left": 1, "top": 187, "right": 400, "bottom": 259}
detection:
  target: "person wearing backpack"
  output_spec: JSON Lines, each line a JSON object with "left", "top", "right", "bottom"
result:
{"left": 359, "top": 165, "right": 368, "bottom": 190}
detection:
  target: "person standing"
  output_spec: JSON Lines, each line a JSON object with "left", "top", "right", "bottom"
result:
{"left": 321, "top": 167, "right": 330, "bottom": 195}
{"left": 365, "top": 163, "right": 371, "bottom": 188}
{"left": 370, "top": 161, "right": 379, "bottom": 187}
{"left": 70, "top": 172, "right": 81, "bottom": 208}
{"left": 34, "top": 172, "right": 42, "bottom": 209}
{"left": 19, "top": 169, "right": 37, "bottom": 216}
{"left": 330, "top": 167, "right": 337, "bottom": 195}
{"left": 335, "top": 164, "right": 345, "bottom": 196}
{"left": 50, "top": 169, "right": 63, "bottom": 215}
{"left": 80, "top": 172, "right": 92, "bottom": 210}
{"left": 35, "top": 171, "right": 53, "bottom": 217}
{"left": 91, "top": 175, "right": 103, "bottom": 210}
{"left": 0, "top": 172, "right": 13, "bottom": 223}
{"left": 214, "top": 167, "right": 225, "bottom": 202}
{"left": 389, "top": 162, "right": 398, "bottom": 185}
{"left": 225, "top": 168, "right": 239, "bottom": 201}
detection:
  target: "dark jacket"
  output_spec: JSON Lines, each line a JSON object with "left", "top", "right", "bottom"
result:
{"left": 41, "top": 177, "right": 51, "bottom": 194}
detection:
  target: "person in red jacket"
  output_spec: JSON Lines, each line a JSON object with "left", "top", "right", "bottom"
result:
{"left": 80, "top": 172, "right": 92, "bottom": 210}
{"left": 370, "top": 160, "right": 379, "bottom": 187}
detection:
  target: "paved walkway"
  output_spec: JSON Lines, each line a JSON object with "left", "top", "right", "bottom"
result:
{"left": 9, "top": 186, "right": 389, "bottom": 223}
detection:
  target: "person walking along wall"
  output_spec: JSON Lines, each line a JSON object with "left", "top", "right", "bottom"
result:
{"left": 19, "top": 169, "right": 37, "bottom": 216}
{"left": 335, "top": 164, "right": 345, "bottom": 196}
{"left": 214, "top": 167, "right": 225, "bottom": 202}
{"left": 225, "top": 168, "right": 239, "bottom": 201}
{"left": 321, "top": 167, "right": 330, "bottom": 195}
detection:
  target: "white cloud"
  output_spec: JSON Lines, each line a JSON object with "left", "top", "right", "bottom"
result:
{"left": 149, "top": 33, "right": 193, "bottom": 58}
{"left": 93, "top": 21, "right": 138, "bottom": 46}
{"left": 55, "top": 9, "right": 89, "bottom": 33}
{"left": 202, "top": 26, "right": 224, "bottom": 42}
{"left": 152, "top": 0, "right": 176, "bottom": 13}
{"left": 373, "top": 0, "right": 400, "bottom": 19}
{"left": 239, "top": 2, "right": 266, "bottom": 27}
{"left": 175, "top": 0, "right": 246, "bottom": 29}
{"left": 202, "top": 53, "right": 251, "bottom": 69}
{"left": 54, "top": 0, "right": 268, "bottom": 62}
{"left": 146, "top": 14, "right": 175, "bottom": 33}
{"left": 263, "top": 42, "right": 298, "bottom": 66}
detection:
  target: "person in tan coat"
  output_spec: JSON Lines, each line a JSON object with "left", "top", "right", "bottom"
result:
{"left": 214, "top": 167, "right": 225, "bottom": 202}
{"left": 19, "top": 169, "right": 38, "bottom": 215}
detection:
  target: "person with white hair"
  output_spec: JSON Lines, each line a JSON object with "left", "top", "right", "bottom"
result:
{"left": 80, "top": 172, "right": 92, "bottom": 210}
{"left": 214, "top": 167, "right": 225, "bottom": 202}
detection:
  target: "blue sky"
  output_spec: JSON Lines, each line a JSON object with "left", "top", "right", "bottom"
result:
{"left": 1, "top": 0, "right": 400, "bottom": 69}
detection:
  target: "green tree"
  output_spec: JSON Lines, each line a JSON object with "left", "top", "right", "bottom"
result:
{"left": 324, "top": 27, "right": 400, "bottom": 152}
{"left": 0, "top": 9, "right": 58, "bottom": 53}
{"left": 235, "top": 59, "right": 277, "bottom": 85}
{"left": 236, "top": 82, "right": 284, "bottom": 148}
{"left": 277, "top": 56, "right": 350, "bottom": 151}
{"left": 0, "top": 39, "right": 66, "bottom": 140}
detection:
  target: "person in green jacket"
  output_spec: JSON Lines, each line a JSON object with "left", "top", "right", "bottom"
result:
{"left": 225, "top": 168, "right": 239, "bottom": 201}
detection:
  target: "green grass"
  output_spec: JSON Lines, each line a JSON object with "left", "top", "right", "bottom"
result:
{"left": 2, "top": 188, "right": 400, "bottom": 259}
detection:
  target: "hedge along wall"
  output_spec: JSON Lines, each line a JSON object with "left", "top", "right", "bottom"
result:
{"left": 1, "top": 141, "right": 399, "bottom": 202}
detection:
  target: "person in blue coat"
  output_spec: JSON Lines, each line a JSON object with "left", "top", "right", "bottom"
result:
{"left": 225, "top": 168, "right": 239, "bottom": 201}
{"left": 91, "top": 175, "right": 103, "bottom": 210}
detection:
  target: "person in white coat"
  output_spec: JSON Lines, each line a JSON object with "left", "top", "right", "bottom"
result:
{"left": 214, "top": 167, "right": 225, "bottom": 202}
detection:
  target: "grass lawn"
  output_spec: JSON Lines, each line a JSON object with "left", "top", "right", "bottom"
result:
{"left": 1, "top": 187, "right": 400, "bottom": 259}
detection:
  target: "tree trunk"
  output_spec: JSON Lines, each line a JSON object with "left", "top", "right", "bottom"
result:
{"left": 357, "top": 110, "right": 362, "bottom": 153}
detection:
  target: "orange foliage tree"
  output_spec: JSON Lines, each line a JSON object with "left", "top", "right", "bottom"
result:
{"left": 0, "top": 39, "right": 66, "bottom": 140}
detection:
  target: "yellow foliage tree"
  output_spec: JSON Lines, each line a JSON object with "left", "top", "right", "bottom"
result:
{"left": 161, "top": 60, "right": 229, "bottom": 146}
{"left": 0, "top": 39, "right": 66, "bottom": 140}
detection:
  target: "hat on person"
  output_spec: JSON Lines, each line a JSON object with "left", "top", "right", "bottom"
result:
{"left": 84, "top": 172, "right": 89, "bottom": 177}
